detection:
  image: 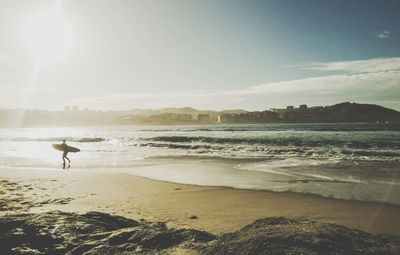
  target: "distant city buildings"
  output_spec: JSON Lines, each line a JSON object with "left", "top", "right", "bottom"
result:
{"left": 1, "top": 102, "right": 398, "bottom": 127}
{"left": 299, "top": 104, "right": 307, "bottom": 110}
{"left": 44, "top": 104, "right": 319, "bottom": 125}
{"left": 64, "top": 106, "right": 80, "bottom": 112}
{"left": 197, "top": 114, "right": 210, "bottom": 123}
{"left": 269, "top": 105, "right": 309, "bottom": 118}
{"left": 149, "top": 113, "right": 193, "bottom": 123}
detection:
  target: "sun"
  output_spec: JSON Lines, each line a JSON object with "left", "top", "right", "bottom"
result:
{"left": 25, "top": 11, "right": 73, "bottom": 63}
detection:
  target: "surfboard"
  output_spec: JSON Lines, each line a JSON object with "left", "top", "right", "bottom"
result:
{"left": 52, "top": 144, "right": 80, "bottom": 153}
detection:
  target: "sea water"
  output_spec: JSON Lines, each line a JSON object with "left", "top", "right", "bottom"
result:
{"left": 1, "top": 123, "right": 399, "bottom": 204}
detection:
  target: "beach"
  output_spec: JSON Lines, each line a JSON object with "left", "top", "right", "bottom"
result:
{"left": 1, "top": 166, "right": 400, "bottom": 236}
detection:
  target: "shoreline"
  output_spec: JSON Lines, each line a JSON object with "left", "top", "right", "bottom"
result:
{"left": 136, "top": 175, "right": 400, "bottom": 208}
{"left": 5, "top": 163, "right": 400, "bottom": 207}
{"left": 1, "top": 166, "right": 400, "bottom": 236}
{"left": 118, "top": 157, "right": 400, "bottom": 206}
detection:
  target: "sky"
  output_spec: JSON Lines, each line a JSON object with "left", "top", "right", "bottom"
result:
{"left": 0, "top": 0, "right": 399, "bottom": 111}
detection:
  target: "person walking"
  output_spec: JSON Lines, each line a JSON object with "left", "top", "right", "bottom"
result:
{"left": 61, "top": 139, "right": 71, "bottom": 169}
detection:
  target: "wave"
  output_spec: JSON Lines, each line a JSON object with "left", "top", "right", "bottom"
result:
{"left": 77, "top": 137, "right": 106, "bottom": 143}
{"left": 139, "top": 135, "right": 400, "bottom": 149}
{"left": 138, "top": 142, "right": 217, "bottom": 150}
{"left": 4, "top": 137, "right": 106, "bottom": 143}
{"left": 135, "top": 142, "right": 400, "bottom": 162}
{"left": 340, "top": 149, "right": 400, "bottom": 157}
{"left": 134, "top": 123, "right": 400, "bottom": 132}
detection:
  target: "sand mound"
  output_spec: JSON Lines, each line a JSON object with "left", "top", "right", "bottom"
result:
{"left": 0, "top": 211, "right": 214, "bottom": 255}
{"left": 1, "top": 212, "right": 399, "bottom": 255}
{"left": 201, "top": 217, "right": 400, "bottom": 255}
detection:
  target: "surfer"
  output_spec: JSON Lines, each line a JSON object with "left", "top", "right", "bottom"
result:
{"left": 61, "top": 139, "right": 71, "bottom": 169}
{"left": 52, "top": 140, "right": 79, "bottom": 169}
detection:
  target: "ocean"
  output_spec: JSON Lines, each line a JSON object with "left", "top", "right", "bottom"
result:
{"left": 1, "top": 123, "right": 400, "bottom": 205}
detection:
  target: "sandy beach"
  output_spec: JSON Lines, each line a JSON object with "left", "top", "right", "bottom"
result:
{"left": 1, "top": 166, "right": 400, "bottom": 237}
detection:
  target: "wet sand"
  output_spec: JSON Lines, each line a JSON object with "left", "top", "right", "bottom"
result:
{"left": 1, "top": 166, "right": 400, "bottom": 236}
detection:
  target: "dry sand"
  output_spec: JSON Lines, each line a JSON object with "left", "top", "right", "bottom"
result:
{"left": 1, "top": 167, "right": 400, "bottom": 236}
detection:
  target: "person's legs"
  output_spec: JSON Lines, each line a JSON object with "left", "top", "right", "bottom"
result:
{"left": 64, "top": 152, "right": 71, "bottom": 163}
{"left": 62, "top": 151, "right": 69, "bottom": 169}
{"left": 62, "top": 152, "right": 66, "bottom": 169}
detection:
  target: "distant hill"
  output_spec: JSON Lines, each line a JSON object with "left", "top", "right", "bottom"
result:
{"left": 280, "top": 102, "right": 400, "bottom": 123}
{"left": 325, "top": 102, "right": 400, "bottom": 122}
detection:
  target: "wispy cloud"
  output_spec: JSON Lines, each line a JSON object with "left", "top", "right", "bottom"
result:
{"left": 304, "top": 57, "right": 400, "bottom": 74}
{"left": 374, "top": 30, "right": 391, "bottom": 39}
{"left": 70, "top": 57, "right": 400, "bottom": 110}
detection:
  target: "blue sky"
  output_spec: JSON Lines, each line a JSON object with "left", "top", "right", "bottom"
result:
{"left": 0, "top": 0, "right": 399, "bottom": 110}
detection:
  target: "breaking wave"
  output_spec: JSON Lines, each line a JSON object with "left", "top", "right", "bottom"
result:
{"left": 139, "top": 135, "right": 400, "bottom": 149}
{"left": 4, "top": 137, "right": 106, "bottom": 143}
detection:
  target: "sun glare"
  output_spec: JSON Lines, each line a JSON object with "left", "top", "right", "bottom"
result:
{"left": 25, "top": 11, "right": 73, "bottom": 63}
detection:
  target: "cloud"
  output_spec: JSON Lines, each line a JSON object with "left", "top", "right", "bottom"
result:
{"left": 69, "top": 57, "right": 400, "bottom": 110}
{"left": 304, "top": 57, "right": 400, "bottom": 74}
{"left": 374, "top": 30, "right": 391, "bottom": 39}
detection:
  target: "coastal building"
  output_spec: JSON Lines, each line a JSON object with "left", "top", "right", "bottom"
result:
{"left": 175, "top": 114, "right": 193, "bottom": 121}
{"left": 197, "top": 114, "right": 210, "bottom": 123}
{"left": 299, "top": 104, "right": 307, "bottom": 110}
{"left": 150, "top": 113, "right": 193, "bottom": 122}
{"left": 270, "top": 108, "right": 287, "bottom": 113}
{"left": 219, "top": 113, "right": 236, "bottom": 123}
{"left": 259, "top": 110, "right": 279, "bottom": 122}
{"left": 311, "top": 106, "right": 323, "bottom": 110}
{"left": 219, "top": 113, "right": 255, "bottom": 123}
